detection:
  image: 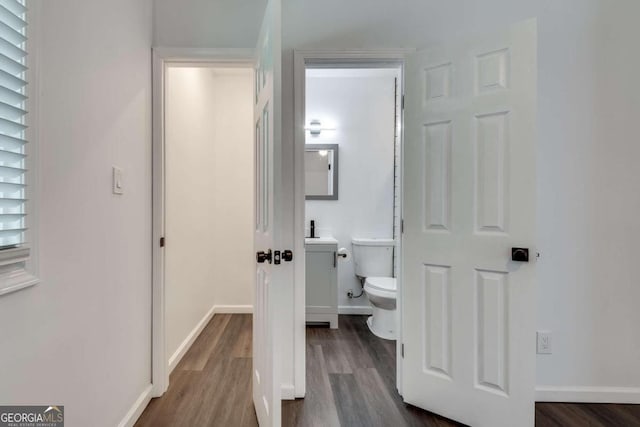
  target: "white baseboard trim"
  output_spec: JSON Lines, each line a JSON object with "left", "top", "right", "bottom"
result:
{"left": 118, "top": 384, "right": 153, "bottom": 427}
{"left": 536, "top": 386, "right": 640, "bottom": 404}
{"left": 214, "top": 304, "right": 253, "bottom": 314}
{"left": 281, "top": 383, "right": 296, "bottom": 400}
{"left": 168, "top": 304, "right": 217, "bottom": 373}
{"left": 338, "top": 305, "right": 372, "bottom": 315}
{"left": 168, "top": 304, "right": 254, "bottom": 373}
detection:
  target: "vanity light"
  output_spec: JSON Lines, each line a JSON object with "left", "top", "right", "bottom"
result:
{"left": 318, "top": 150, "right": 328, "bottom": 157}
{"left": 304, "top": 119, "right": 336, "bottom": 136}
{"left": 308, "top": 120, "right": 322, "bottom": 135}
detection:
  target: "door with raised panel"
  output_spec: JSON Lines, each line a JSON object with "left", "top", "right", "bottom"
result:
{"left": 402, "top": 20, "right": 537, "bottom": 427}
{"left": 253, "top": 0, "right": 282, "bottom": 425}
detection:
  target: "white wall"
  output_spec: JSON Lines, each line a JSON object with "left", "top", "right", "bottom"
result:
{"left": 154, "top": 0, "right": 640, "bottom": 401}
{"left": 0, "top": 1, "right": 153, "bottom": 426}
{"left": 305, "top": 69, "right": 396, "bottom": 310}
{"left": 534, "top": 2, "right": 640, "bottom": 395}
{"left": 165, "top": 67, "right": 254, "bottom": 362}
{"left": 153, "top": 0, "right": 265, "bottom": 48}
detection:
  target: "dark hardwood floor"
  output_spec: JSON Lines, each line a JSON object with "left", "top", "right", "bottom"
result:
{"left": 136, "top": 313, "right": 640, "bottom": 427}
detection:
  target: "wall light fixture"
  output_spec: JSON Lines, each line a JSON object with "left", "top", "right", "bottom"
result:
{"left": 304, "top": 119, "right": 336, "bottom": 136}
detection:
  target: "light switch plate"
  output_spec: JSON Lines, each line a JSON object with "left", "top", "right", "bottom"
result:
{"left": 112, "top": 166, "right": 124, "bottom": 195}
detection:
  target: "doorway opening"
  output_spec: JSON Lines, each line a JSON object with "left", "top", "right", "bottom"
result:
{"left": 302, "top": 65, "right": 403, "bottom": 335}
{"left": 150, "top": 49, "right": 256, "bottom": 397}
{"left": 289, "top": 53, "right": 418, "bottom": 424}
{"left": 164, "top": 64, "right": 254, "bottom": 370}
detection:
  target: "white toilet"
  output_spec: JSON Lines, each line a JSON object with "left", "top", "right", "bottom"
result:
{"left": 352, "top": 238, "right": 397, "bottom": 340}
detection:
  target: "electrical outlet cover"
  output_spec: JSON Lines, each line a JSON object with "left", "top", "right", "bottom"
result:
{"left": 537, "top": 331, "right": 552, "bottom": 354}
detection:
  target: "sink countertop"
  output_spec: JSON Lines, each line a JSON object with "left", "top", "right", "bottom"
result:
{"left": 305, "top": 237, "right": 338, "bottom": 245}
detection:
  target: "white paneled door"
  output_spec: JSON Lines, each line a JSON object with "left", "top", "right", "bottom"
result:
{"left": 402, "top": 20, "right": 537, "bottom": 427}
{"left": 253, "top": 0, "right": 282, "bottom": 426}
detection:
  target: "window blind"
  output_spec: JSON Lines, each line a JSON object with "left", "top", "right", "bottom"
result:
{"left": 0, "top": 0, "right": 26, "bottom": 249}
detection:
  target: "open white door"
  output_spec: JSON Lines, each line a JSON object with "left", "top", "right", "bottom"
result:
{"left": 253, "top": 0, "right": 282, "bottom": 426}
{"left": 402, "top": 20, "right": 537, "bottom": 427}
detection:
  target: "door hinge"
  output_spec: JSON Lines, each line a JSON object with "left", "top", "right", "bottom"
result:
{"left": 401, "top": 94, "right": 405, "bottom": 110}
{"left": 401, "top": 343, "right": 405, "bottom": 358}
{"left": 401, "top": 219, "right": 405, "bottom": 234}
{"left": 160, "top": 237, "right": 165, "bottom": 247}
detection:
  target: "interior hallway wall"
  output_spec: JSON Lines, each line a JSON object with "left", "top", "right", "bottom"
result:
{"left": 305, "top": 69, "right": 396, "bottom": 311}
{"left": 0, "top": 1, "right": 153, "bottom": 426}
{"left": 165, "top": 67, "right": 254, "bottom": 363}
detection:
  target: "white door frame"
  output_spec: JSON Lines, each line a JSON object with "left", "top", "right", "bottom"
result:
{"left": 293, "top": 49, "right": 412, "bottom": 396}
{"left": 150, "top": 47, "right": 255, "bottom": 397}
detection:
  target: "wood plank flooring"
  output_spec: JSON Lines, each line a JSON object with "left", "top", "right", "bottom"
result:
{"left": 282, "top": 316, "right": 462, "bottom": 427}
{"left": 135, "top": 314, "right": 257, "bottom": 427}
{"left": 136, "top": 313, "right": 640, "bottom": 427}
{"left": 536, "top": 403, "right": 640, "bottom": 427}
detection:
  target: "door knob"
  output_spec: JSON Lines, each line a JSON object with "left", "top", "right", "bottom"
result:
{"left": 282, "top": 250, "right": 293, "bottom": 262}
{"left": 256, "top": 249, "right": 272, "bottom": 264}
{"left": 511, "top": 248, "right": 529, "bottom": 262}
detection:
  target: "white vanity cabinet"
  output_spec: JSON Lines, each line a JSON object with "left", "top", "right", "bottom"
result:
{"left": 305, "top": 238, "right": 338, "bottom": 328}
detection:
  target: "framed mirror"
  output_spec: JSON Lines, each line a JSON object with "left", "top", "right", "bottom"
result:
{"left": 305, "top": 144, "right": 338, "bottom": 200}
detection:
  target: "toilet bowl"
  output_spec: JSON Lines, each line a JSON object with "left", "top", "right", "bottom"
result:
{"left": 364, "top": 277, "right": 397, "bottom": 340}
{"left": 351, "top": 238, "right": 397, "bottom": 341}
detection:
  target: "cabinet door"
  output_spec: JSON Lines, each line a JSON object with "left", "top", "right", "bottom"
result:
{"left": 305, "top": 247, "right": 337, "bottom": 312}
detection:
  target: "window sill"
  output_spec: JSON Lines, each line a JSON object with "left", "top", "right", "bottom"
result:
{"left": 0, "top": 247, "right": 39, "bottom": 297}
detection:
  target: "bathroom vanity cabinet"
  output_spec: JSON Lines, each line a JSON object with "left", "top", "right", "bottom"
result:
{"left": 305, "top": 238, "right": 338, "bottom": 329}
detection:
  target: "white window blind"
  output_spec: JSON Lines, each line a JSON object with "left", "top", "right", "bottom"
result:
{"left": 0, "top": 0, "right": 26, "bottom": 249}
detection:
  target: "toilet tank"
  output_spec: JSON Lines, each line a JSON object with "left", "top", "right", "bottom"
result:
{"left": 352, "top": 238, "right": 395, "bottom": 278}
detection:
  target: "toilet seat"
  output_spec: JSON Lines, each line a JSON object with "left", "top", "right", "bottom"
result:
{"left": 363, "top": 277, "right": 397, "bottom": 340}
{"left": 364, "top": 277, "right": 396, "bottom": 292}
